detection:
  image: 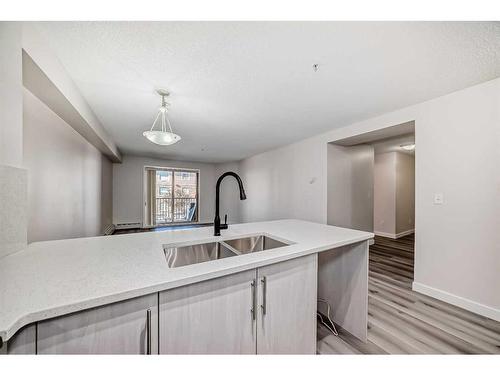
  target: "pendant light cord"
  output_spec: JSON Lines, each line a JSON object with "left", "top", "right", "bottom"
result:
{"left": 165, "top": 112, "right": 174, "bottom": 133}
{"left": 162, "top": 108, "right": 166, "bottom": 132}
{"left": 150, "top": 93, "right": 172, "bottom": 133}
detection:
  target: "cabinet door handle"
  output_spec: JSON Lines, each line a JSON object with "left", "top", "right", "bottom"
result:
{"left": 251, "top": 280, "right": 256, "bottom": 321}
{"left": 146, "top": 308, "right": 152, "bottom": 355}
{"left": 260, "top": 276, "right": 267, "bottom": 315}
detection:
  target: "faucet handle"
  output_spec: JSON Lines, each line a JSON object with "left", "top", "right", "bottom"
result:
{"left": 220, "top": 214, "right": 228, "bottom": 230}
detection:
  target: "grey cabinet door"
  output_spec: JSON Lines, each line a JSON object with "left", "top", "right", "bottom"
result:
{"left": 256, "top": 254, "right": 318, "bottom": 354}
{"left": 37, "top": 294, "right": 158, "bottom": 354}
{"left": 159, "top": 270, "right": 257, "bottom": 354}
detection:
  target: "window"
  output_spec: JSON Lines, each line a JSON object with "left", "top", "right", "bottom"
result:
{"left": 158, "top": 171, "right": 170, "bottom": 181}
{"left": 158, "top": 186, "right": 170, "bottom": 196}
{"left": 145, "top": 168, "right": 199, "bottom": 226}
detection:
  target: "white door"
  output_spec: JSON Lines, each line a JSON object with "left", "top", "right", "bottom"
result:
{"left": 256, "top": 254, "right": 318, "bottom": 354}
{"left": 37, "top": 294, "right": 158, "bottom": 354}
{"left": 159, "top": 270, "right": 257, "bottom": 354}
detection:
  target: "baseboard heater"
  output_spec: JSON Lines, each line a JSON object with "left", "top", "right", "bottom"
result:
{"left": 114, "top": 222, "right": 142, "bottom": 230}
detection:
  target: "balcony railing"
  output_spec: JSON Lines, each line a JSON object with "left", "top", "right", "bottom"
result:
{"left": 156, "top": 197, "right": 197, "bottom": 224}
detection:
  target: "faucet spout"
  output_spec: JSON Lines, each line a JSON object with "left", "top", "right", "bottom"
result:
{"left": 214, "top": 172, "right": 246, "bottom": 236}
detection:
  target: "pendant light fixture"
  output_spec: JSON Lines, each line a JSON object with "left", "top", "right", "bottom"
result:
{"left": 143, "top": 89, "right": 181, "bottom": 146}
{"left": 400, "top": 143, "right": 415, "bottom": 151}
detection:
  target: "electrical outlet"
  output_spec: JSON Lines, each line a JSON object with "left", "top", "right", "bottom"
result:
{"left": 434, "top": 193, "right": 444, "bottom": 205}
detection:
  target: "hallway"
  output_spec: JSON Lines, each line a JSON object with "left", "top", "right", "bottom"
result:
{"left": 318, "top": 234, "right": 500, "bottom": 354}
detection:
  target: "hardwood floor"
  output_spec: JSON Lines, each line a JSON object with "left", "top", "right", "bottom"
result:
{"left": 317, "top": 234, "right": 500, "bottom": 354}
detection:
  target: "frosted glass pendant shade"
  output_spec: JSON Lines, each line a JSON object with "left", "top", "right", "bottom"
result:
{"left": 143, "top": 130, "right": 181, "bottom": 145}
{"left": 143, "top": 89, "right": 181, "bottom": 146}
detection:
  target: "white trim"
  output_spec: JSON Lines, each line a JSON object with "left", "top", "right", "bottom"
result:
{"left": 412, "top": 282, "right": 500, "bottom": 322}
{"left": 374, "top": 231, "right": 396, "bottom": 239}
{"left": 374, "top": 229, "right": 414, "bottom": 239}
{"left": 395, "top": 229, "right": 415, "bottom": 238}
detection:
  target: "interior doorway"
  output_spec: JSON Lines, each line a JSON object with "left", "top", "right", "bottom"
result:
{"left": 327, "top": 120, "right": 415, "bottom": 235}
{"left": 320, "top": 121, "right": 418, "bottom": 353}
{"left": 326, "top": 120, "right": 416, "bottom": 278}
{"left": 372, "top": 133, "right": 415, "bottom": 239}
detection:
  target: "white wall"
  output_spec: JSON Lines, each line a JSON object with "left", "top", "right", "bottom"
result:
{"left": 0, "top": 22, "right": 23, "bottom": 168}
{"left": 395, "top": 152, "right": 415, "bottom": 234}
{"left": 23, "top": 90, "right": 113, "bottom": 242}
{"left": 373, "top": 151, "right": 415, "bottom": 237}
{"left": 412, "top": 80, "right": 500, "bottom": 320}
{"left": 374, "top": 152, "right": 397, "bottom": 235}
{"left": 327, "top": 144, "right": 374, "bottom": 231}
{"left": 240, "top": 135, "right": 326, "bottom": 223}
{"left": 100, "top": 155, "right": 113, "bottom": 230}
{"left": 113, "top": 156, "right": 218, "bottom": 226}
{"left": 0, "top": 22, "right": 27, "bottom": 258}
{"left": 1, "top": 23, "right": 117, "bottom": 253}
{"left": 237, "top": 77, "right": 500, "bottom": 321}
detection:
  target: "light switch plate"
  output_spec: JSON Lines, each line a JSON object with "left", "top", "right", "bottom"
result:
{"left": 434, "top": 193, "right": 444, "bottom": 205}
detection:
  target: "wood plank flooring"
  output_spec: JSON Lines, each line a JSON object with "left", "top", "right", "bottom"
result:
{"left": 317, "top": 234, "right": 500, "bottom": 354}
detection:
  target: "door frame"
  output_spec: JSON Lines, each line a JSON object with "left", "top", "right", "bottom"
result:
{"left": 327, "top": 120, "right": 416, "bottom": 235}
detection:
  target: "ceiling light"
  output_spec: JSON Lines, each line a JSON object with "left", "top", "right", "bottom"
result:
{"left": 143, "top": 89, "right": 181, "bottom": 146}
{"left": 400, "top": 143, "right": 415, "bottom": 151}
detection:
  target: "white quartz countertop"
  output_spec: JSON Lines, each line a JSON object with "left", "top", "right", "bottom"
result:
{"left": 0, "top": 219, "right": 373, "bottom": 341}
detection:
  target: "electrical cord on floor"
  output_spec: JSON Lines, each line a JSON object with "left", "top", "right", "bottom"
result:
{"left": 317, "top": 298, "right": 339, "bottom": 336}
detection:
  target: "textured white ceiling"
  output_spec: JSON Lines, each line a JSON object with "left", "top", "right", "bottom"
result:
{"left": 37, "top": 22, "right": 500, "bottom": 163}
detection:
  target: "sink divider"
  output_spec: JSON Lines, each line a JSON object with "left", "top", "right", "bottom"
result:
{"left": 219, "top": 241, "right": 242, "bottom": 256}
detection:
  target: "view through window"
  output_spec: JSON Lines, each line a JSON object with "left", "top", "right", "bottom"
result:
{"left": 153, "top": 169, "right": 198, "bottom": 224}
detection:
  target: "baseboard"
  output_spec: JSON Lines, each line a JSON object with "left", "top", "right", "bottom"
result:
{"left": 374, "top": 229, "right": 414, "bottom": 239}
{"left": 395, "top": 229, "right": 415, "bottom": 238}
{"left": 412, "top": 282, "right": 500, "bottom": 322}
{"left": 374, "top": 231, "right": 397, "bottom": 239}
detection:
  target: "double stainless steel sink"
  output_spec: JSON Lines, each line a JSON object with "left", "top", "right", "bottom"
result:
{"left": 163, "top": 235, "right": 290, "bottom": 268}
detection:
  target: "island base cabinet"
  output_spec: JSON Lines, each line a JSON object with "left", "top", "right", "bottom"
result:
{"left": 159, "top": 270, "right": 257, "bottom": 354}
{"left": 158, "top": 254, "right": 318, "bottom": 354}
{"left": 256, "top": 254, "right": 317, "bottom": 354}
{"left": 8, "top": 256, "right": 317, "bottom": 354}
{"left": 37, "top": 294, "right": 158, "bottom": 354}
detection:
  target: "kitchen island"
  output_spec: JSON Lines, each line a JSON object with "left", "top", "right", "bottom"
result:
{"left": 0, "top": 219, "right": 373, "bottom": 354}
